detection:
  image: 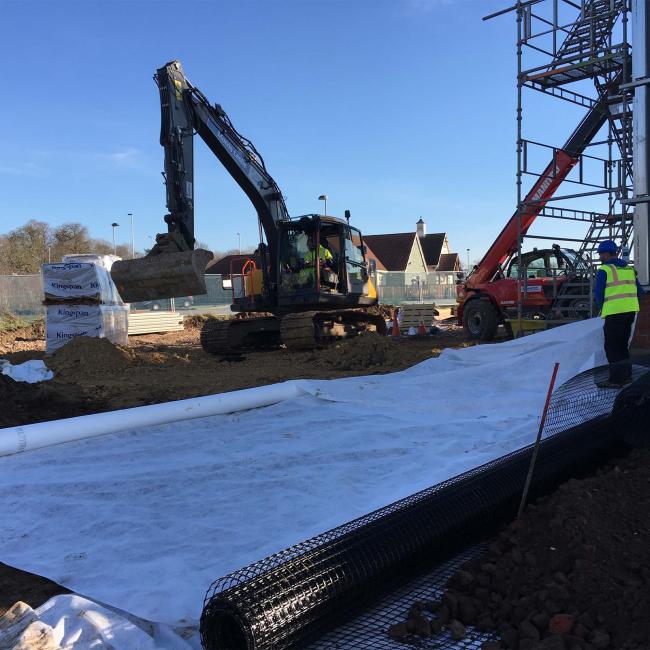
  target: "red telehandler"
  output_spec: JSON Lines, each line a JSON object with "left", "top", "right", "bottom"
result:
{"left": 457, "top": 92, "right": 612, "bottom": 340}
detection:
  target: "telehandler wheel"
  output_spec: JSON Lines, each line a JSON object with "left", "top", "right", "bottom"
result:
{"left": 463, "top": 299, "right": 499, "bottom": 341}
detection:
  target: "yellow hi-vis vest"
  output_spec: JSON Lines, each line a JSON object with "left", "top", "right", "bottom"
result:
{"left": 600, "top": 263, "right": 640, "bottom": 318}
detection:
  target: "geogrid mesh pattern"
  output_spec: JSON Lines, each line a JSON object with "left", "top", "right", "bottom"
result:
{"left": 200, "top": 366, "right": 649, "bottom": 650}
{"left": 309, "top": 545, "right": 494, "bottom": 650}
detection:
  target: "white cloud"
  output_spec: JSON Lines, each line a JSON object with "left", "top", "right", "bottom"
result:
{"left": 103, "top": 147, "right": 141, "bottom": 167}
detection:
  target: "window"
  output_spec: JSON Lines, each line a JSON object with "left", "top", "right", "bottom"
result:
{"left": 344, "top": 227, "right": 368, "bottom": 294}
{"left": 279, "top": 229, "right": 313, "bottom": 290}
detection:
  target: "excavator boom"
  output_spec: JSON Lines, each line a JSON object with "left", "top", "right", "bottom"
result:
{"left": 111, "top": 60, "right": 289, "bottom": 303}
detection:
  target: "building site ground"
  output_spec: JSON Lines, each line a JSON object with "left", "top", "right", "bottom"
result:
{"left": 0, "top": 309, "right": 474, "bottom": 428}
{"left": 1, "top": 313, "right": 649, "bottom": 650}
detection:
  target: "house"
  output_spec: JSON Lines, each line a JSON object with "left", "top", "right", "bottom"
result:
{"left": 363, "top": 219, "right": 461, "bottom": 302}
{"left": 363, "top": 218, "right": 461, "bottom": 276}
{"left": 205, "top": 254, "right": 257, "bottom": 276}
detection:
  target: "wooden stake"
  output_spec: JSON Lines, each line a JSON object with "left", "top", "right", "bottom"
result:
{"left": 517, "top": 362, "right": 560, "bottom": 519}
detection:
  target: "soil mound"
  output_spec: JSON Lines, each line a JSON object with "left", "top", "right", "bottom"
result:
{"left": 0, "top": 319, "right": 45, "bottom": 355}
{"left": 0, "top": 373, "right": 108, "bottom": 427}
{"left": 315, "top": 333, "right": 403, "bottom": 370}
{"left": 48, "top": 337, "right": 137, "bottom": 377}
{"left": 390, "top": 449, "right": 650, "bottom": 649}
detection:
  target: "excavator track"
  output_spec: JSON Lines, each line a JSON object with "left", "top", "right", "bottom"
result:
{"left": 279, "top": 313, "right": 318, "bottom": 350}
{"left": 200, "top": 317, "right": 280, "bottom": 355}
{"left": 280, "top": 310, "right": 387, "bottom": 350}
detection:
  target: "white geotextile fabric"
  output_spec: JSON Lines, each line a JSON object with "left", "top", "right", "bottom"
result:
{"left": 0, "top": 595, "right": 200, "bottom": 650}
{"left": 0, "top": 320, "right": 605, "bottom": 637}
{"left": 0, "top": 359, "right": 53, "bottom": 383}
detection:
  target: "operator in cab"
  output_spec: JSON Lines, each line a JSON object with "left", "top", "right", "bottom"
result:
{"left": 594, "top": 240, "right": 643, "bottom": 388}
{"left": 299, "top": 233, "right": 334, "bottom": 288}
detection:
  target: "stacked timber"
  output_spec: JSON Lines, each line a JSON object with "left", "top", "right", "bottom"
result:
{"left": 42, "top": 254, "right": 129, "bottom": 353}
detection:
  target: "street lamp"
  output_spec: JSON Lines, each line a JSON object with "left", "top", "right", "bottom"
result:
{"left": 318, "top": 194, "right": 328, "bottom": 215}
{"left": 466, "top": 248, "right": 471, "bottom": 272}
{"left": 237, "top": 232, "right": 241, "bottom": 255}
{"left": 111, "top": 222, "right": 120, "bottom": 255}
{"left": 128, "top": 213, "right": 134, "bottom": 258}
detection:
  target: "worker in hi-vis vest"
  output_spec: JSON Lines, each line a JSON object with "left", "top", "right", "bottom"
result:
{"left": 299, "top": 233, "right": 334, "bottom": 287}
{"left": 594, "top": 240, "right": 643, "bottom": 388}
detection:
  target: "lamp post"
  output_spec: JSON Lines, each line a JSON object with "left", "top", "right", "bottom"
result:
{"left": 466, "top": 248, "right": 470, "bottom": 272}
{"left": 111, "top": 222, "right": 120, "bottom": 255}
{"left": 128, "top": 213, "right": 134, "bottom": 258}
{"left": 237, "top": 232, "right": 241, "bottom": 255}
{"left": 318, "top": 194, "right": 328, "bottom": 215}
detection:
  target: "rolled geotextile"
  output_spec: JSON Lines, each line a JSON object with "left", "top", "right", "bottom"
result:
{"left": 0, "top": 381, "right": 306, "bottom": 457}
{"left": 200, "top": 369, "right": 650, "bottom": 650}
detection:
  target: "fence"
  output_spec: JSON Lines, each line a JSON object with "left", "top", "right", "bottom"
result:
{"left": 0, "top": 275, "right": 43, "bottom": 317}
{"left": 0, "top": 271, "right": 460, "bottom": 318}
{"left": 375, "top": 271, "right": 457, "bottom": 305}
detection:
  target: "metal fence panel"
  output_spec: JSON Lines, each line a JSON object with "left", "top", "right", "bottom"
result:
{"left": 0, "top": 275, "right": 44, "bottom": 317}
{"left": 376, "top": 271, "right": 457, "bottom": 305}
{"left": 0, "top": 272, "right": 459, "bottom": 318}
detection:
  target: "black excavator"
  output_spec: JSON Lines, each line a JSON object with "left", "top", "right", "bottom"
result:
{"left": 111, "top": 60, "right": 385, "bottom": 353}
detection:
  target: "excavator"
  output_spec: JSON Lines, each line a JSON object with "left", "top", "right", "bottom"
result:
{"left": 457, "top": 86, "right": 617, "bottom": 340}
{"left": 111, "top": 60, "right": 384, "bottom": 353}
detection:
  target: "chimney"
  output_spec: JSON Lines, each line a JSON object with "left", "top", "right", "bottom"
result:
{"left": 416, "top": 217, "right": 426, "bottom": 238}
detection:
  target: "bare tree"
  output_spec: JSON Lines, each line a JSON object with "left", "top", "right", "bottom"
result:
{"left": 0, "top": 220, "right": 52, "bottom": 274}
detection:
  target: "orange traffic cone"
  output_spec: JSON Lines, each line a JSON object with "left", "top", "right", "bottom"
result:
{"left": 391, "top": 309, "right": 400, "bottom": 337}
{"left": 418, "top": 320, "right": 427, "bottom": 337}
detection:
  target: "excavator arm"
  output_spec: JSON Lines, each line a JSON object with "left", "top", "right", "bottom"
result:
{"left": 111, "top": 60, "right": 289, "bottom": 302}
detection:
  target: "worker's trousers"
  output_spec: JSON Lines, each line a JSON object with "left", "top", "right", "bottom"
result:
{"left": 603, "top": 312, "right": 636, "bottom": 364}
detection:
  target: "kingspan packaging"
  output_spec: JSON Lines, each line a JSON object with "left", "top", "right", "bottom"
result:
{"left": 42, "top": 262, "right": 124, "bottom": 305}
{"left": 43, "top": 256, "right": 129, "bottom": 353}
{"left": 45, "top": 305, "right": 129, "bottom": 353}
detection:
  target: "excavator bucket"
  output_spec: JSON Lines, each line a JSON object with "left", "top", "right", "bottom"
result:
{"left": 110, "top": 249, "right": 214, "bottom": 303}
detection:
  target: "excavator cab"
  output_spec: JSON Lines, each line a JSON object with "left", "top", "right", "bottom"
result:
{"left": 277, "top": 216, "right": 377, "bottom": 306}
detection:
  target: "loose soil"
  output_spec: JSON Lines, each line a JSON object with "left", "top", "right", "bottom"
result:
{"left": 389, "top": 448, "right": 650, "bottom": 650}
{"left": 1, "top": 316, "right": 476, "bottom": 423}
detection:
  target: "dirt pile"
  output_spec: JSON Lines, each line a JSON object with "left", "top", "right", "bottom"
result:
{"left": 389, "top": 449, "right": 650, "bottom": 649}
{"left": 48, "top": 336, "right": 138, "bottom": 377}
{"left": 0, "top": 320, "right": 44, "bottom": 355}
{"left": 0, "top": 373, "right": 108, "bottom": 427}
{"left": 314, "top": 333, "right": 405, "bottom": 370}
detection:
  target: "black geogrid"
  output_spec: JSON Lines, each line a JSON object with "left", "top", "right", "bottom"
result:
{"left": 200, "top": 366, "right": 648, "bottom": 650}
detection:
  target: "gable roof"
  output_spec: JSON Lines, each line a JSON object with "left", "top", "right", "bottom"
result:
{"left": 419, "top": 233, "right": 447, "bottom": 267}
{"left": 362, "top": 233, "right": 418, "bottom": 271}
{"left": 436, "top": 253, "right": 461, "bottom": 272}
{"left": 362, "top": 241, "right": 386, "bottom": 271}
{"left": 205, "top": 254, "right": 255, "bottom": 275}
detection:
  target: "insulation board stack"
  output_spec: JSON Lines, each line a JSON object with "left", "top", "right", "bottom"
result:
{"left": 43, "top": 254, "right": 129, "bottom": 353}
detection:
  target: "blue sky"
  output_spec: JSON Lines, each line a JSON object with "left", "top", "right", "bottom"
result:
{"left": 2, "top": 0, "right": 613, "bottom": 261}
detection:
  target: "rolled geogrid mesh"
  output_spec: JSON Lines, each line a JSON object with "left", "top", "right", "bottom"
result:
{"left": 200, "top": 366, "right": 648, "bottom": 650}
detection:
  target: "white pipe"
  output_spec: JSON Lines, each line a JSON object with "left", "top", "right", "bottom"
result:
{"left": 0, "top": 381, "right": 306, "bottom": 457}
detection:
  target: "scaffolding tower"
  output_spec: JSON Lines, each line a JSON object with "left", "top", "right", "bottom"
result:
{"left": 489, "top": 0, "right": 634, "bottom": 327}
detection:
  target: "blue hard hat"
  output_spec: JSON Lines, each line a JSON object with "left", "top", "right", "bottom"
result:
{"left": 597, "top": 240, "right": 618, "bottom": 254}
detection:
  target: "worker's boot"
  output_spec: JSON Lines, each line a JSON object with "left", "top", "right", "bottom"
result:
{"left": 596, "top": 361, "right": 632, "bottom": 389}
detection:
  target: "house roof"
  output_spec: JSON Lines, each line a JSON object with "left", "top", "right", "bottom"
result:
{"left": 363, "top": 242, "right": 386, "bottom": 271}
{"left": 419, "top": 233, "right": 447, "bottom": 267}
{"left": 362, "top": 233, "right": 417, "bottom": 271}
{"left": 436, "top": 252, "right": 461, "bottom": 272}
{"left": 205, "top": 254, "right": 255, "bottom": 275}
